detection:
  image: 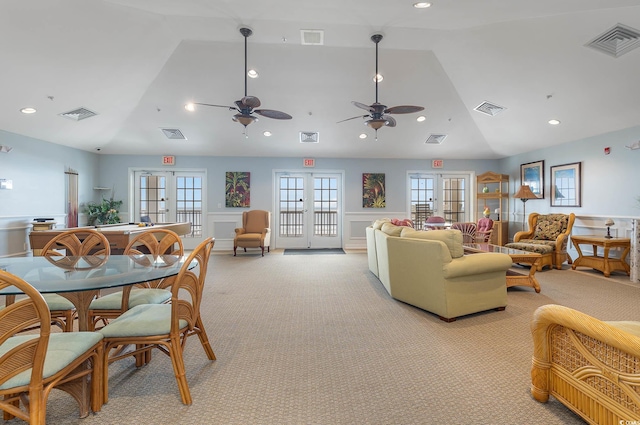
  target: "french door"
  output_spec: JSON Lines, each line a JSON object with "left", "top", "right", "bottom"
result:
{"left": 274, "top": 172, "right": 342, "bottom": 249}
{"left": 408, "top": 173, "right": 471, "bottom": 230}
{"left": 131, "top": 169, "right": 206, "bottom": 249}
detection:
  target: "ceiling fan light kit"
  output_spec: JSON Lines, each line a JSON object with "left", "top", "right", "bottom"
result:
{"left": 187, "top": 27, "right": 292, "bottom": 132}
{"left": 338, "top": 34, "right": 424, "bottom": 139}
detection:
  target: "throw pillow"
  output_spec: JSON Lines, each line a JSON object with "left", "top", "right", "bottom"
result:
{"left": 533, "top": 217, "right": 563, "bottom": 240}
{"left": 381, "top": 222, "right": 403, "bottom": 236}
{"left": 372, "top": 218, "right": 391, "bottom": 230}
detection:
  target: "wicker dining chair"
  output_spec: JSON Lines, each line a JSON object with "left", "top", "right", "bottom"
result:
{"left": 28, "top": 228, "right": 111, "bottom": 332}
{"left": 87, "top": 229, "right": 184, "bottom": 330}
{"left": 450, "top": 222, "right": 477, "bottom": 243}
{"left": 0, "top": 269, "right": 104, "bottom": 424}
{"left": 99, "top": 237, "right": 216, "bottom": 406}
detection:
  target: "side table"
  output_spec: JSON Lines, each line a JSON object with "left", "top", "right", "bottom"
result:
{"left": 571, "top": 235, "right": 630, "bottom": 277}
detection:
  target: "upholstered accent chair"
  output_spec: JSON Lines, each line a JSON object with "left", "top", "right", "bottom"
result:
{"left": 234, "top": 210, "right": 271, "bottom": 256}
{"left": 506, "top": 212, "right": 575, "bottom": 270}
{"left": 475, "top": 217, "right": 494, "bottom": 243}
{"left": 531, "top": 304, "right": 640, "bottom": 423}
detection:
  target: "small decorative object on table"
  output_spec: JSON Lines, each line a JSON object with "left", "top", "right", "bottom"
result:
{"left": 482, "top": 186, "right": 489, "bottom": 193}
{"left": 605, "top": 218, "right": 615, "bottom": 238}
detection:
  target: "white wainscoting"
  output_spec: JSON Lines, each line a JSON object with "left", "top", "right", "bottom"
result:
{"left": 0, "top": 214, "right": 66, "bottom": 257}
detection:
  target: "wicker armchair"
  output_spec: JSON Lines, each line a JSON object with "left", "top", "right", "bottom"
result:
{"left": 506, "top": 212, "right": 575, "bottom": 270}
{"left": 531, "top": 304, "right": 640, "bottom": 424}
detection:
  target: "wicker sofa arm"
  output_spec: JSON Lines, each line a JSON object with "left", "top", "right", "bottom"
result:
{"left": 530, "top": 304, "right": 640, "bottom": 421}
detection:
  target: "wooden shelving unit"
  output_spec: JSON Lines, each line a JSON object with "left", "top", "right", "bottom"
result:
{"left": 477, "top": 171, "right": 509, "bottom": 245}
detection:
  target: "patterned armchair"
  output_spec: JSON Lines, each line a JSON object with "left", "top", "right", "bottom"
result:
{"left": 506, "top": 212, "right": 575, "bottom": 270}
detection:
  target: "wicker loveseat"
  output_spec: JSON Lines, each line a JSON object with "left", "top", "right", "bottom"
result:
{"left": 531, "top": 304, "right": 640, "bottom": 424}
{"left": 505, "top": 212, "right": 575, "bottom": 270}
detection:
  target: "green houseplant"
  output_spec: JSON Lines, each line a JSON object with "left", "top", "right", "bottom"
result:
{"left": 83, "top": 196, "right": 123, "bottom": 225}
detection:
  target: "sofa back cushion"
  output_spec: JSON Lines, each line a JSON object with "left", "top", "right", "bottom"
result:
{"left": 381, "top": 222, "right": 404, "bottom": 237}
{"left": 372, "top": 218, "right": 391, "bottom": 230}
{"left": 399, "top": 228, "right": 464, "bottom": 258}
{"left": 533, "top": 214, "right": 568, "bottom": 241}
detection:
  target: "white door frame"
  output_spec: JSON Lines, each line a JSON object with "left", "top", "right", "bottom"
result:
{"left": 272, "top": 169, "right": 344, "bottom": 250}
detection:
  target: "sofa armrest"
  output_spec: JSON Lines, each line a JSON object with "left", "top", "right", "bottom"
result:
{"left": 235, "top": 228, "right": 245, "bottom": 235}
{"left": 443, "top": 253, "right": 512, "bottom": 279}
{"left": 513, "top": 229, "right": 534, "bottom": 242}
{"left": 530, "top": 304, "right": 640, "bottom": 409}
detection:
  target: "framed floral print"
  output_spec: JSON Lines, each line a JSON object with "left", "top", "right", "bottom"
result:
{"left": 225, "top": 171, "right": 251, "bottom": 207}
{"left": 362, "top": 173, "right": 385, "bottom": 208}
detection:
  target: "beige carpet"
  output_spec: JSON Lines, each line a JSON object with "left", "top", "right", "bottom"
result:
{"left": 29, "top": 251, "right": 639, "bottom": 424}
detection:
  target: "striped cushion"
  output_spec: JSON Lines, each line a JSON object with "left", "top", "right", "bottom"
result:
{"left": 0, "top": 332, "right": 103, "bottom": 390}
{"left": 98, "top": 304, "right": 187, "bottom": 338}
{"left": 89, "top": 288, "right": 171, "bottom": 310}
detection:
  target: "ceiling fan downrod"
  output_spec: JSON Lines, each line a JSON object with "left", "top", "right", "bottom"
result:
{"left": 240, "top": 27, "right": 253, "bottom": 98}
{"left": 371, "top": 34, "right": 382, "bottom": 104}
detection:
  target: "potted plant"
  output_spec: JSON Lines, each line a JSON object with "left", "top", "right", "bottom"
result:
{"left": 83, "top": 195, "right": 123, "bottom": 225}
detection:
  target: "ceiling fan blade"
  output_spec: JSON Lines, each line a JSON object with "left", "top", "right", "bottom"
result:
{"left": 337, "top": 115, "right": 368, "bottom": 124}
{"left": 193, "top": 102, "right": 235, "bottom": 110}
{"left": 241, "top": 96, "right": 261, "bottom": 108}
{"left": 384, "top": 105, "right": 425, "bottom": 114}
{"left": 383, "top": 115, "right": 397, "bottom": 127}
{"left": 254, "top": 109, "right": 292, "bottom": 120}
{"left": 352, "top": 101, "right": 374, "bottom": 112}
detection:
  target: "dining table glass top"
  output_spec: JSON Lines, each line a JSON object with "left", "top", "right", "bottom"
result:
{"left": 0, "top": 254, "right": 190, "bottom": 295}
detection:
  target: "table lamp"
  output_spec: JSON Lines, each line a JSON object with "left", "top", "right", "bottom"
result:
{"left": 514, "top": 185, "right": 538, "bottom": 229}
{"left": 605, "top": 218, "right": 614, "bottom": 239}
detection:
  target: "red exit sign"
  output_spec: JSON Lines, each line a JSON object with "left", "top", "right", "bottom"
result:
{"left": 432, "top": 159, "right": 443, "bottom": 168}
{"left": 162, "top": 155, "right": 175, "bottom": 165}
{"left": 303, "top": 158, "right": 315, "bottom": 167}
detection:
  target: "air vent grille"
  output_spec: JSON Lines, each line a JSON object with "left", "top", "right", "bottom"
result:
{"left": 301, "top": 30, "right": 324, "bottom": 45}
{"left": 587, "top": 24, "right": 640, "bottom": 58}
{"left": 425, "top": 134, "right": 447, "bottom": 145}
{"left": 161, "top": 128, "right": 187, "bottom": 140}
{"left": 59, "top": 107, "right": 98, "bottom": 121}
{"left": 299, "top": 131, "right": 319, "bottom": 143}
{"left": 474, "top": 101, "right": 506, "bottom": 116}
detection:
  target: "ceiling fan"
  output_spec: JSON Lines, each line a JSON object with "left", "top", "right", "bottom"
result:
{"left": 185, "top": 27, "right": 292, "bottom": 132}
{"left": 338, "top": 34, "right": 424, "bottom": 138}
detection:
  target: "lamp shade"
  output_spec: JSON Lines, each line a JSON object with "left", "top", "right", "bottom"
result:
{"left": 514, "top": 185, "right": 537, "bottom": 200}
{"left": 605, "top": 218, "right": 615, "bottom": 227}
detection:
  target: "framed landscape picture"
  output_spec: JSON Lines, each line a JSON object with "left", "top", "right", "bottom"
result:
{"left": 362, "top": 173, "right": 385, "bottom": 208}
{"left": 521, "top": 160, "right": 544, "bottom": 199}
{"left": 550, "top": 162, "right": 581, "bottom": 207}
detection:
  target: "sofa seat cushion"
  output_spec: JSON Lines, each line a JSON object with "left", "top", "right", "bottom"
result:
{"left": 400, "top": 228, "right": 464, "bottom": 258}
{"left": 505, "top": 241, "right": 554, "bottom": 254}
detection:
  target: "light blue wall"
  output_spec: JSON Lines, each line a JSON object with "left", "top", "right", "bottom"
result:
{"left": 1, "top": 124, "right": 639, "bottom": 255}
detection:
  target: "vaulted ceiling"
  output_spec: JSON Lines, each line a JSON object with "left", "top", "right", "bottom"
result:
{"left": 3, "top": 0, "right": 640, "bottom": 159}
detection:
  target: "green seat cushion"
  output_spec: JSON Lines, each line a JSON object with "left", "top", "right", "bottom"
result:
{"left": 98, "top": 304, "right": 187, "bottom": 338}
{"left": 89, "top": 288, "right": 171, "bottom": 310}
{"left": 42, "top": 293, "right": 75, "bottom": 311}
{"left": 0, "top": 332, "right": 103, "bottom": 390}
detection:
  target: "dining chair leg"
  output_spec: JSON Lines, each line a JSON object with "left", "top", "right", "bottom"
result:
{"left": 167, "top": 338, "right": 192, "bottom": 405}
{"left": 195, "top": 317, "right": 216, "bottom": 360}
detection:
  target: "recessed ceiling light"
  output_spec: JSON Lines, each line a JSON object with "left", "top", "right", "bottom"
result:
{"left": 373, "top": 73, "right": 383, "bottom": 83}
{"left": 263, "top": 131, "right": 272, "bottom": 137}
{"left": 20, "top": 107, "right": 36, "bottom": 114}
{"left": 413, "top": 2, "right": 431, "bottom": 8}
{"left": 247, "top": 69, "right": 259, "bottom": 78}
{"left": 548, "top": 119, "right": 561, "bottom": 125}
{"left": 184, "top": 103, "right": 196, "bottom": 112}
{"left": 359, "top": 133, "right": 367, "bottom": 139}
{"left": 416, "top": 115, "right": 426, "bottom": 122}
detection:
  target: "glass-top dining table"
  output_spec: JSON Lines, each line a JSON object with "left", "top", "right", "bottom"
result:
{"left": 0, "top": 254, "right": 192, "bottom": 331}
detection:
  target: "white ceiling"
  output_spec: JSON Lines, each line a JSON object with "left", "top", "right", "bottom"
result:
{"left": 3, "top": 0, "right": 640, "bottom": 159}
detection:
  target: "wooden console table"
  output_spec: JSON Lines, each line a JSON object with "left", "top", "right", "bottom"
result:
{"left": 571, "top": 235, "right": 630, "bottom": 277}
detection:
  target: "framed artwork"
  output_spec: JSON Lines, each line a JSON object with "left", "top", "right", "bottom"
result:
{"left": 521, "top": 160, "right": 544, "bottom": 199}
{"left": 225, "top": 171, "right": 251, "bottom": 207}
{"left": 362, "top": 173, "right": 385, "bottom": 208}
{"left": 550, "top": 162, "right": 581, "bottom": 207}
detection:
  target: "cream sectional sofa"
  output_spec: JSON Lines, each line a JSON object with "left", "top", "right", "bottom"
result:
{"left": 366, "top": 221, "right": 513, "bottom": 322}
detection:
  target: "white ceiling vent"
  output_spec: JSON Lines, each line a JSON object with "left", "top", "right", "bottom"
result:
{"left": 161, "top": 128, "right": 187, "bottom": 140}
{"left": 425, "top": 134, "right": 447, "bottom": 145}
{"left": 299, "top": 131, "right": 319, "bottom": 143}
{"left": 586, "top": 24, "right": 640, "bottom": 58}
{"left": 474, "top": 101, "right": 506, "bottom": 117}
{"left": 300, "top": 29, "right": 324, "bottom": 45}
{"left": 59, "top": 107, "right": 98, "bottom": 121}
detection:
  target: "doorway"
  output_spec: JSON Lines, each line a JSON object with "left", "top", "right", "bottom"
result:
{"left": 274, "top": 172, "right": 343, "bottom": 249}
{"left": 131, "top": 169, "right": 206, "bottom": 249}
{"left": 407, "top": 173, "right": 471, "bottom": 230}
